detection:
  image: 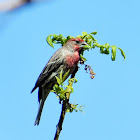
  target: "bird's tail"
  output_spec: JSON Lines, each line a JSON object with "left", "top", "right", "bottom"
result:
{"left": 34, "top": 99, "right": 45, "bottom": 125}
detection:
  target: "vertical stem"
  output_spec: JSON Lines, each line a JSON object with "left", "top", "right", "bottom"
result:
{"left": 54, "top": 66, "right": 78, "bottom": 140}
{"left": 54, "top": 99, "right": 67, "bottom": 140}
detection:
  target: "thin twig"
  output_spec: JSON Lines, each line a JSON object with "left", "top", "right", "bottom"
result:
{"left": 54, "top": 99, "right": 67, "bottom": 140}
{"left": 54, "top": 66, "right": 78, "bottom": 140}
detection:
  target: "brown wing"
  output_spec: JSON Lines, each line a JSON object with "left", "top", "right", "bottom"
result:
{"left": 31, "top": 48, "right": 64, "bottom": 93}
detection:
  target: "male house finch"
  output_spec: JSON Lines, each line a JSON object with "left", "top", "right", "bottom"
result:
{"left": 31, "top": 38, "right": 87, "bottom": 125}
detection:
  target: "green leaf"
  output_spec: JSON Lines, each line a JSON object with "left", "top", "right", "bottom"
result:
{"left": 55, "top": 76, "right": 61, "bottom": 85}
{"left": 59, "top": 69, "right": 63, "bottom": 81}
{"left": 103, "top": 43, "right": 110, "bottom": 54}
{"left": 58, "top": 34, "right": 63, "bottom": 38}
{"left": 83, "top": 45, "right": 92, "bottom": 50}
{"left": 52, "top": 34, "right": 58, "bottom": 40}
{"left": 62, "top": 70, "right": 70, "bottom": 82}
{"left": 100, "top": 46, "right": 104, "bottom": 54}
{"left": 67, "top": 36, "right": 73, "bottom": 40}
{"left": 88, "top": 34, "right": 95, "bottom": 40}
{"left": 73, "top": 78, "right": 78, "bottom": 83}
{"left": 66, "top": 108, "right": 70, "bottom": 113}
{"left": 46, "top": 34, "right": 54, "bottom": 48}
{"left": 55, "top": 86, "right": 62, "bottom": 94}
{"left": 90, "top": 31, "right": 97, "bottom": 35}
{"left": 82, "top": 35, "right": 88, "bottom": 39}
{"left": 111, "top": 45, "right": 117, "bottom": 61}
{"left": 80, "top": 54, "right": 87, "bottom": 61}
{"left": 76, "top": 35, "right": 82, "bottom": 39}
{"left": 94, "top": 42, "right": 100, "bottom": 48}
{"left": 51, "top": 84, "right": 62, "bottom": 94}
{"left": 65, "top": 85, "right": 73, "bottom": 93}
{"left": 82, "top": 32, "right": 88, "bottom": 36}
{"left": 68, "top": 78, "right": 77, "bottom": 84}
{"left": 118, "top": 48, "right": 126, "bottom": 60}
{"left": 59, "top": 93, "right": 65, "bottom": 100}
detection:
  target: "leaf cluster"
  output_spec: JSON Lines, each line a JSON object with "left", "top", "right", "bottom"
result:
{"left": 51, "top": 70, "right": 84, "bottom": 112}
{"left": 66, "top": 103, "right": 84, "bottom": 113}
{"left": 46, "top": 31, "right": 125, "bottom": 61}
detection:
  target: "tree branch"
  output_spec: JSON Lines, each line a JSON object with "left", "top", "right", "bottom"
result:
{"left": 54, "top": 99, "right": 67, "bottom": 140}
{"left": 54, "top": 66, "right": 78, "bottom": 140}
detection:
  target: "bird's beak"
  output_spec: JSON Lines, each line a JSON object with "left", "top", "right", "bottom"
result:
{"left": 79, "top": 42, "right": 87, "bottom": 53}
{"left": 80, "top": 42, "right": 87, "bottom": 48}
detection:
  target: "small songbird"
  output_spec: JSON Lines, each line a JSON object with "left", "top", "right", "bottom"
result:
{"left": 31, "top": 38, "right": 87, "bottom": 125}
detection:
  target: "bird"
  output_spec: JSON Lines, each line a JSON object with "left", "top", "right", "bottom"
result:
{"left": 31, "top": 38, "right": 87, "bottom": 125}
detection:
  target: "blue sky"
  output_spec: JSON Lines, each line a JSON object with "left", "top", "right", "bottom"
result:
{"left": 0, "top": 0, "right": 140, "bottom": 140}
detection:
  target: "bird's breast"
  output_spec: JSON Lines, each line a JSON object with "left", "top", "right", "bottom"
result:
{"left": 65, "top": 52, "right": 80, "bottom": 68}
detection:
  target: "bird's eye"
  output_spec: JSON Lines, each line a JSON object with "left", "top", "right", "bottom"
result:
{"left": 76, "top": 40, "right": 80, "bottom": 44}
